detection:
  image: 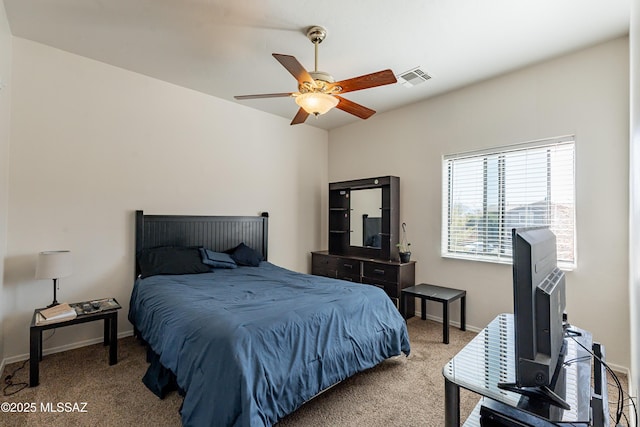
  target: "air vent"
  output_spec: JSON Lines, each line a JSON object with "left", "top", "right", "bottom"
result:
{"left": 397, "top": 67, "right": 431, "bottom": 87}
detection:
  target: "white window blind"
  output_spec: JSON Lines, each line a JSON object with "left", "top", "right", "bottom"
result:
{"left": 442, "top": 136, "right": 575, "bottom": 267}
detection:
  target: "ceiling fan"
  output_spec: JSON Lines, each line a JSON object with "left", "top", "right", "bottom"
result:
{"left": 234, "top": 25, "right": 397, "bottom": 125}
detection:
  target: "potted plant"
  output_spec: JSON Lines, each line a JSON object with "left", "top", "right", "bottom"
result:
{"left": 397, "top": 222, "right": 411, "bottom": 263}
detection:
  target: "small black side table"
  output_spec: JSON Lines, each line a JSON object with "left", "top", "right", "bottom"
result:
{"left": 29, "top": 299, "right": 121, "bottom": 387}
{"left": 400, "top": 283, "right": 466, "bottom": 344}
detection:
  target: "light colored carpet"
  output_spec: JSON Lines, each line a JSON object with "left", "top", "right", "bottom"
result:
{"left": 0, "top": 317, "right": 627, "bottom": 426}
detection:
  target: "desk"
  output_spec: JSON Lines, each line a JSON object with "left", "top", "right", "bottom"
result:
{"left": 442, "top": 314, "right": 607, "bottom": 426}
{"left": 400, "top": 283, "right": 466, "bottom": 344}
{"left": 29, "top": 300, "right": 121, "bottom": 387}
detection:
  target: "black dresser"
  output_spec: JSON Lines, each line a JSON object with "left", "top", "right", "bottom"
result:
{"left": 311, "top": 250, "right": 415, "bottom": 315}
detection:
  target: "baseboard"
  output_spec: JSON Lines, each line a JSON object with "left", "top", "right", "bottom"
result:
{"left": 2, "top": 329, "right": 134, "bottom": 366}
{"left": 410, "top": 310, "right": 483, "bottom": 334}
{"left": 0, "top": 357, "right": 6, "bottom": 376}
{"left": 606, "top": 362, "right": 631, "bottom": 377}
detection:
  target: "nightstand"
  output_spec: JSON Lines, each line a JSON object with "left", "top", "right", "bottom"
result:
{"left": 29, "top": 298, "right": 121, "bottom": 387}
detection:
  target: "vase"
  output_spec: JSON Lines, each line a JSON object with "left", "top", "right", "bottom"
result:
{"left": 399, "top": 251, "right": 411, "bottom": 263}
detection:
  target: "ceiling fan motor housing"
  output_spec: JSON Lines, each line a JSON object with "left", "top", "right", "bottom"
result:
{"left": 309, "top": 71, "right": 334, "bottom": 83}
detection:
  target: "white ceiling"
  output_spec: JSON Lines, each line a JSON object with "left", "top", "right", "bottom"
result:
{"left": 3, "top": 0, "right": 631, "bottom": 130}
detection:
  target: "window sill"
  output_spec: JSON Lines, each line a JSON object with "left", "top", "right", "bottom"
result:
{"left": 441, "top": 252, "right": 576, "bottom": 272}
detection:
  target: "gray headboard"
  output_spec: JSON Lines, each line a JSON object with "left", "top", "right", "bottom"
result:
{"left": 134, "top": 210, "right": 269, "bottom": 278}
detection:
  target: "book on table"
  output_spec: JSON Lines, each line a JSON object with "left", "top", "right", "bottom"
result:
{"left": 70, "top": 298, "right": 121, "bottom": 315}
{"left": 36, "top": 303, "right": 77, "bottom": 325}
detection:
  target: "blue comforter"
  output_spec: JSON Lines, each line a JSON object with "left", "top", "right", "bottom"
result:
{"left": 129, "top": 262, "right": 410, "bottom": 426}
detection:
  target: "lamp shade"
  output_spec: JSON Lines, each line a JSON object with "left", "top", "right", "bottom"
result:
{"left": 295, "top": 92, "right": 339, "bottom": 115}
{"left": 35, "top": 251, "right": 72, "bottom": 279}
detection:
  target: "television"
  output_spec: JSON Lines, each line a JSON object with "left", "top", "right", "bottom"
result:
{"left": 498, "top": 227, "right": 568, "bottom": 409}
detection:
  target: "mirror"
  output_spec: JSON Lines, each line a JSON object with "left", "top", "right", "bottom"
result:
{"left": 349, "top": 188, "right": 382, "bottom": 248}
{"left": 328, "top": 176, "right": 399, "bottom": 261}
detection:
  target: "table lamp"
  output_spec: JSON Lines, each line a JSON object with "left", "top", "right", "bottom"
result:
{"left": 35, "top": 250, "right": 72, "bottom": 307}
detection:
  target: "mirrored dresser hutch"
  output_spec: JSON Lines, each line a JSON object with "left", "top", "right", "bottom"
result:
{"left": 311, "top": 176, "right": 416, "bottom": 315}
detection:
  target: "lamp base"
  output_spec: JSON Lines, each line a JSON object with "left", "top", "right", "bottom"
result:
{"left": 48, "top": 278, "right": 59, "bottom": 308}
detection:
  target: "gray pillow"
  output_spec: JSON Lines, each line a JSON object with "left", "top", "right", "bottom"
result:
{"left": 199, "top": 248, "right": 237, "bottom": 269}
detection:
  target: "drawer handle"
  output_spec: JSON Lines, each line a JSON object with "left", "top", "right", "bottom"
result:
{"left": 373, "top": 269, "right": 385, "bottom": 275}
{"left": 342, "top": 277, "right": 353, "bottom": 281}
{"left": 343, "top": 263, "right": 353, "bottom": 269}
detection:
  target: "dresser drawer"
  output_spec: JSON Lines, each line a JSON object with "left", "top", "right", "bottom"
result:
{"left": 312, "top": 253, "right": 361, "bottom": 281}
{"left": 312, "top": 253, "right": 338, "bottom": 277}
{"left": 363, "top": 277, "right": 400, "bottom": 298}
{"left": 336, "top": 258, "right": 359, "bottom": 275}
{"left": 362, "top": 262, "right": 399, "bottom": 284}
{"left": 336, "top": 258, "right": 361, "bottom": 282}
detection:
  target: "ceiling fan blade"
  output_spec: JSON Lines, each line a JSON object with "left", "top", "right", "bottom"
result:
{"left": 234, "top": 93, "right": 293, "bottom": 100}
{"left": 273, "top": 54, "right": 314, "bottom": 85}
{"left": 335, "top": 96, "right": 376, "bottom": 119}
{"left": 332, "top": 69, "right": 397, "bottom": 94}
{"left": 290, "top": 108, "right": 310, "bottom": 125}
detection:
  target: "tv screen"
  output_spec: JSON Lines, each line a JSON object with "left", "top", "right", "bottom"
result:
{"left": 511, "top": 227, "right": 566, "bottom": 390}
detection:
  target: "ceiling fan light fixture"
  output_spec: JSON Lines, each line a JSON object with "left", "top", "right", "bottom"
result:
{"left": 295, "top": 92, "right": 338, "bottom": 115}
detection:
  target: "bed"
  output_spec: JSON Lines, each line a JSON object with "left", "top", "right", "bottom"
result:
{"left": 128, "top": 210, "right": 410, "bottom": 427}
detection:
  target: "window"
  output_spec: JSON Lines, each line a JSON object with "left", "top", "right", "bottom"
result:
{"left": 442, "top": 136, "right": 575, "bottom": 268}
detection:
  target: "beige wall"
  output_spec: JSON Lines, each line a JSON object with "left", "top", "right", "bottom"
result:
{"left": 0, "top": 0, "right": 12, "bottom": 369}
{"left": 2, "top": 38, "right": 328, "bottom": 360}
{"left": 0, "top": 20, "right": 632, "bottom": 375}
{"left": 329, "top": 37, "right": 630, "bottom": 368}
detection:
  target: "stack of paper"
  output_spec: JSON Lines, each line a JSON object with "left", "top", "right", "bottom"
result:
{"left": 36, "top": 303, "right": 77, "bottom": 325}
